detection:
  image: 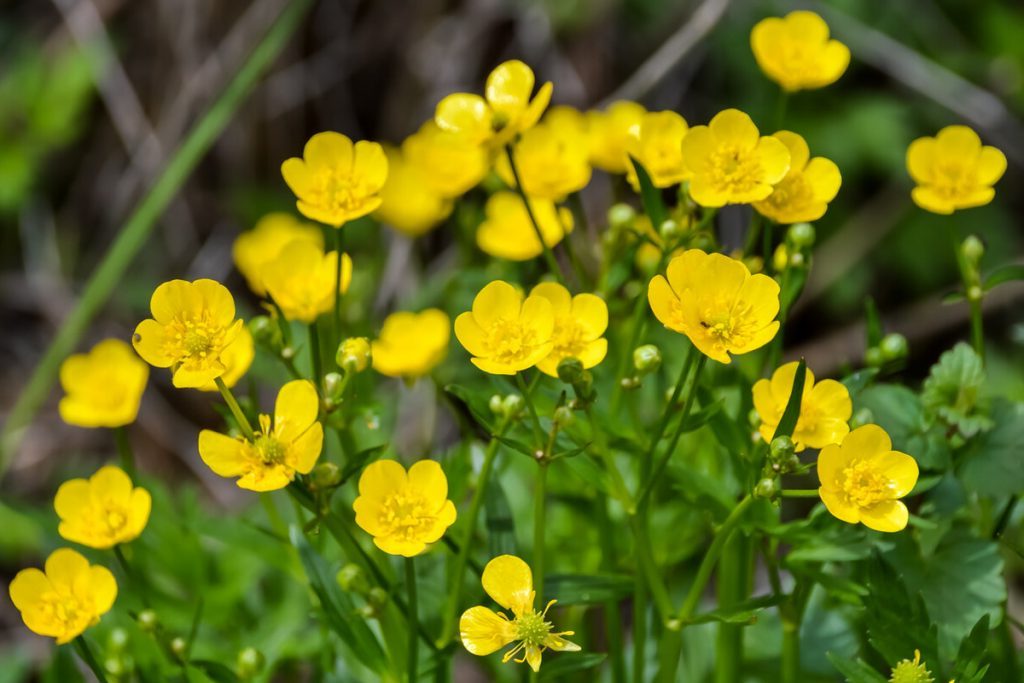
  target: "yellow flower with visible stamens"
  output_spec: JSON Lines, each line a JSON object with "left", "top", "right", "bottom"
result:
{"left": 435, "top": 60, "right": 552, "bottom": 148}
{"left": 751, "top": 11, "right": 850, "bottom": 92}
{"left": 132, "top": 279, "right": 244, "bottom": 389}
{"left": 626, "top": 110, "right": 690, "bottom": 189}
{"left": 753, "top": 131, "right": 841, "bottom": 224}
{"left": 371, "top": 309, "right": 450, "bottom": 380}
{"left": 906, "top": 125, "right": 1006, "bottom": 215}
{"left": 8, "top": 548, "right": 117, "bottom": 644}
{"left": 454, "top": 280, "right": 554, "bottom": 375}
{"left": 476, "top": 192, "right": 574, "bottom": 262}
{"left": 261, "top": 241, "right": 353, "bottom": 323}
{"left": 496, "top": 119, "right": 591, "bottom": 201}
{"left": 460, "top": 554, "right": 580, "bottom": 672}
{"left": 587, "top": 100, "right": 646, "bottom": 174}
{"left": 753, "top": 361, "right": 851, "bottom": 451}
{"left": 375, "top": 146, "right": 453, "bottom": 237}
{"left": 54, "top": 465, "right": 151, "bottom": 549}
{"left": 232, "top": 212, "right": 324, "bottom": 296}
{"left": 198, "top": 380, "right": 323, "bottom": 491}
{"left": 817, "top": 424, "right": 919, "bottom": 533}
{"left": 681, "top": 109, "right": 790, "bottom": 207}
{"left": 648, "top": 249, "right": 780, "bottom": 364}
{"left": 403, "top": 121, "right": 489, "bottom": 198}
{"left": 530, "top": 283, "right": 608, "bottom": 377}
{"left": 353, "top": 459, "right": 457, "bottom": 556}
{"left": 281, "top": 132, "right": 388, "bottom": 227}
{"left": 197, "top": 325, "right": 254, "bottom": 392}
{"left": 59, "top": 339, "right": 148, "bottom": 428}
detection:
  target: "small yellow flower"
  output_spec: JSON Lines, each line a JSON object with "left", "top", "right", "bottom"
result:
{"left": 262, "top": 241, "right": 353, "bottom": 323}
{"left": 817, "top": 424, "right": 919, "bottom": 533}
{"left": 889, "top": 650, "right": 934, "bottom": 683}
{"left": 198, "top": 380, "right": 323, "bottom": 491}
{"left": 529, "top": 283, "right": 608, "bottom": 377}
{"left": 375, "top": 146, "right": 453, "bottom": 237}
{"left": 681, "top": 109, "right": 791, "bottom": 207}
{"left": 59, "top": 339, "right": 148, "bottom": 428}
{"left": 232, "top": 212, "right": 323, "bottom": 296}
{"left": 753, "top": 131, "right": 841, "bottom": 224}
{"left": 751, "top": 11, "right": 850, "bottom": 92}
{"left": 454, "top": 280, "right": 554, "bottom": 375}
{"left": 587, "top": 100, "right": 646, "bottom": 174}
{"left": 460, "top": 554, "right": 580, "bottom": 672}
{"left": 626, "top": 111, "right": 690, "bottom": 189}
{"left": 906, "top": 125, "right": 1007, "bottom": 215}
{"left": 648, "top": 249, "right": 780, "bottom": 364}
{"left": 132, "top": 279, "right": 244, "bottom": 389}
{"left": 353, "top": 459, "right": 457, "bottom": 556}
{"left": 476, "top": 192, "right": 573, "bottom": 261}
{"left": 337, "top": 337, "right": 372, "bottom": 374}
{"left": 8, "top": 548, "right": 117, "bottom": 644}
{"left": 435, "top": 60, "right": 552, "bottom": 147}
{"left": 496, "top": 120, "right": 591, "bottom": 201}
{"left": 54, "top": 465, "right": 151, "bottom": 549}
{"left": 403, "top": 121, "right": 489, "bottom": 198}
{"left": 372, "top": 309, "right": 451, "bottom": 379}
{"left": 197, "top": 325, "right": 255, "bottom": 392}
{"left": 281, "top": 131, "right": 388, "bottom": 227}
{"left": 753, "top": 361, "right": 851, "bottom": 451}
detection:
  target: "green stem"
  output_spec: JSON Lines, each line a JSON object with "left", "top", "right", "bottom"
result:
{"left": 629, "top": 512, "right": 675, "bottom": 623}
{"left": 947, "top": 224, "right": 985, "bottom": 361}
{"left": 641, "top": 348, "right": 695, "bottom": 466}
{"left": 534, "top": 462, "right": 549, "bottom": 603}
{"left": 583, "top": 404, "right": 633, "bottom": 511}
{"left": 715, "top": 535, "right": 751, "bottom": 683}
{"left": 593, "top": 496, "right": 626, "bottom": 683}
{"left": 333, "top": 228, "right": 346, "bottom": 345}
{"left": 781, "top": 489, "right": 819, "bottom": 498}
{"left": 515, "top": 373, "right": 545, "bottom": 447}
{"left": 114, "top": 426, "right": 135, "bottom": 477}
{"left": 504, "top": 145, "right": 565, "bottom": 284}
{"left": 405, "top": 557, "right": 418, "bottom": 683}
{"left": 781, "top": 621, "right": 800, "bottom": 683}
{"left": 0, "top": 0, "right": 315, "bottom": 473}
{"left": 633, "top": 559, "right": 649, "bottom": 683}
{"left": 73, "top": 637, "right": 109, "bottom": 683}
{"left": 308, "top": 321, "right": 322, "bottom": 388}
{"left": 215, "top": 377, "right": 255, "bottom": 441}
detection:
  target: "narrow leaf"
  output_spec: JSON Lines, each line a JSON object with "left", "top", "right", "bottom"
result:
{"left": 628, "top": 155, "right": 666, "bottom": 228}
{"left": 984, "top": 263, "right": 1024, "bottom": 291}
{"left": 775, "top": 358, "right": 807, "bottom": 439}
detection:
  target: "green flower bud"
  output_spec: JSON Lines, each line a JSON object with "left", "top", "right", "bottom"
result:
{"left": 337, "top": 337, "right": 372, "bottom": 373}
{"left": 237, "top": 647, "right": 265, "bottom": 679}
{"left": 865, "top": 346, "right": 885, "bottom": 368}
{"left": 108, "top": 628, "right": 129, "bottom": 652}
{"left": 770, "top": 435, "right": 795, "bottom": 463}
{"left": 137, "top": 609, "right": 158, "bottom": 632}
{"left": 747, "top": 408, "right": 762, "bottom": 429}
{"left": 850, "top": 407, "right": 874, "bottom": 429}
{"left": 754, "top": 477, "right": 778, "bottom": 500}
{"left": 502, "top": 394, "right": 525, "bottom": 418}
{"left": 967, "top": 285, "right": 983, "bottom": 302}
{"left": 311, "top": 462, "right": 342, "bottom": 490}
{"left": 744, "top": 255, "right": 764, "bottom": 274}
{"left": 105, "top": 657, "right": 125, "bottom": 677}
{"left": 281, "top": 345, "right": 296, "bottom": 360}
{"left": 961, "top": 234, "right": 984, "bottom": 264}
{"left": 248, "top": 315, "right": 279, "bottom": 347}
{"left": 553, "top": 405, "right": 575, "bottom": 428}
{"left": 789, "top": 251, "right": 806, "bottom": 268}
{"left": 337, "top": 563, "right": 369, "bottom": 594}
{"left": 787, "top": 222, "right": 815, "bottom": 248}
{"left": 367, "top": 587, "right": 389, "bottom": 612}
{"left": 659, "top": 219, "right": 682, "bottom": 243}
{"left": 608, "top": 203, "right": 636, "bottom": 230}
{"left": 620, "top": 376, "right": 641, "bottom": 390}
{"left": 557, "top": 357, "right": 585, "bottom": 385}
{"left": 879, "top": 333, "right": 908, "bottom": 362}
{"left": 633, "top": 344, "right": 662, "bottom": 375}
{"left": 324, "top": 372, "right": 345, "bottom": 399}
{"left": 170, "top": 637, "right": 187, "bottom": 660}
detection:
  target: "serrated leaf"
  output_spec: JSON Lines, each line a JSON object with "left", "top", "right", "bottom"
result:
{"left": 951, "top": 614, "right": 991, "bottom": 683}
{"left": 921, "top": 343, "right": 993, "bottom": 438}
{"left": 628, "top": 155, "right": 666, "bottom": 228}
{"left": 544, "top": 573, "right": 633, "bottom": 605}
{"left": 983, "top": 263, "right": 1024, "bottom": 290}
{"left": 857, "top": 384, "right": 952, "bottom": 470}
{"left": 958, "top": 399, "right": 1024, "bottom": 497}
{"left": 862, "top": 553, "right": 940, "bottom": 667}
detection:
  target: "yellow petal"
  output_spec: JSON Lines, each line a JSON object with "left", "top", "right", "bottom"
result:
{"left": 818, "top": 486, "right": 860, "bottom": 524}
{"left": 289, "top": 421, "right": 324, "bottom": 474}
{"left": 859, "top": 500, "right": 909, "bottom": 533}
{"left": 472, "top": 280, "right": 523, "bottom": 327}
{"left": 905, "top": 137, "right": 936, "bottom": 184}
{"left": 454, "top": 312, "right": 490, "bottom": 358}
{"left": 709, "top": 109, "right": 759, "bottom": 151}
{"left": 679, "top": 125, "right": 716, "bottom": 175}
{"left": 486, "top": 60, "right": 535, "bottom": 114}
{"left": 544, "top": 632, "right": 582, "bottom": 652}
{"left": 132, "top": 319, "right": 173, "bottom": 368}
{"left": 647, "top": 275, "right": 681, "bottom": 330}
{"left": 90, "top": 465, "right": 133, "bottom": 501}
{"left": 525, "top": 644, "right": 542, "bottom": 672}
{"left": 872, "top": 450, "right": 919, "bottom": 497}
{"left": 85, "top": 565, "right": 118, "bottom": 614}
{"left": 53, "top": 478, "right": 91, "bottom": 520}
{"left": 198, "top": 430, "right": 250, "bottom": 477}
{"left": 529, "top": 282, "right": 572, "bottom": 315}
{"left": 358, "top": 459, "right": 408, "bottom": 499}
{"left": 353, "top": 140, "right": 389, "bottom": 190}
{"left": 520, "top": 295, "right": 555, "bottom": 345}
{"left": 911, "top": 186, "right": 955, "bottom": 215}
{"left": 935, "top": 125, "right": 981, "bottom": 159}
{"left": 471, "top": 357, "right": 519, "bottom": 375}
{"left": 435, "top": 93, "right": 492, "bottom": 143}
{"left": 816, "top": 442, "right": 855, "bottom": 489}
{"left": 129, "top": 488, "right": 152, "bottom": 538}
{"left": 803, "top": 157, "right": 842, "bottom": 202}
{"left": 773, "top": 131, "right": 809, "bottom": 173}
{"left": 786, "top": 10, "right": 830, "bottom": 43}
{"left": 976, "top": 146, "right": 1007, "bottom": 186}
{"left": 571, "top": 293, "right": 609, "bottom": 339}
{"left": 274, "top": 380, "right": 320, "bottom": 444}
{"left": 576, "top": 338, "right": 608, "bottom": 369}
{"left": 8, "top": 568, "right": 50, "bottom": 611}
{"left": 304, "top": 131, "right": 354, "bottom": 170}
{"left": 841, "top": 424, "right": 892, "bottom": 459}
{"left": 817, "top": 41, "right": 851, "bottom": 86}
{"left": 192, "top": 279, "right": 237, "bottom": 328}
{"left": 407, "top": 459, "right": 449, "bottom": 504}
{"left": 518, "top": 81, "right": 553, "bottom": 132}
{"left": 755, "top": 135, "right": 792, "bottom": 185}
{"left": 44, "top": 548, "right": 90, "bottom": 588}
{"left": 460, "top": 606, "right": 515, "bottom": 655}
{"left": 482, "top": 555, "right": 534, "bottom": 617}
{"left": 373, "top": 535, "right": 426, "bottom": 557}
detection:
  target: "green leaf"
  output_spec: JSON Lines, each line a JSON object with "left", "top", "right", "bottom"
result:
{"left": 696, "top": 386, "right": 750, "bottom": 456}
{"left": 189, "top": 661, "right": 239, "bottom": 683}
{"left": 685, "top": 593, "right": 784, "bottom": 625}
{"left": 841, "top": 368, "right": 879, "bottom": 397}
{"left": 983, "top": 263, "right": 1024, "bottom": 291}
{"left": 857, "top": 384, "right": 952, "bottom": 470}
{"left": 539, "top": 652, "right": 606, "bottom": 680}
{"left": 864, "top": 297, "right": 884, "bottom": 348}
{"left": 951, "top": 615, "right": 991, "bottom": 683}
{"left": 443, "top": 384, "right": 495, "bottom": 436}
{"left": 544, "top": 573, "right": 633, "bottom": 605}
{"left": 484, "top": 480, "right": 517, "bottom": 557}
{"left": 775, "top": 358, "right": 807, "bottom": 440}
{"left": 921, "top": 343, "right": 993, "bottom": 438}
{"left": 861, "top": 554, "right": 940, "bottom": 667}
{"left": 958, "top": 399, "right": 1024, "bottom": 497}
{"left": 341, "top": 443, "right": 389, "bottom": 482}
{"left": 496, "top": 435, "right": 536, "bottom": 457}
{"left": 628, "top": 155, "right": 666, "bottom": 228}
{"left": 827, "top": 653, "right": 888, "bottom": 683}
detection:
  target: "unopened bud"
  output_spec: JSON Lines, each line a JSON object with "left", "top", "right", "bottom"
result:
{"left": 502, "top": 394, "right": 524, "bottom": 418}
{"left": 137, "top": 609, "right": 158, "bottom": 632}
{"left": 620, "top": 376, "right": 641, "bottom": 390}
{"left": 865, "top": 346, "right": 885, "bottom": 368}
{"left": 105, "top": 658, "right": 125, "bottom": 677}
{"left": 961, "top": 234, "right": 984, "bottom": 263}
{"left": 770, "top": 435, "right": 795, "bottom": 463}
{"left": 967, "top": 285, "right": 983, "bottom": 302}
{"left": 608, "top": 203, "right": 636, "bottom": 230}
{"left": 170, "top": 637, "right": 187, "bottom": 660}
{"left": 773, "top": 244, "right": 789, "bottom": 273}
{"left": 788, "top": 223, "right": 815, "bottom": 249}
{"left": 789, "top": 251, "right": 805, "bottom": 268}
{"left": 324, "top": 372, "right": 344, "bottom": 399}
{"left": 248, "top": 316, "right": 279, "bottom": 347}
{"left": 311, "top": 462, "right": 342, "bottom": 490}
{"left": 659, "top": 219, "right": 682, "bottom": 243}
{"left": 754, "top": 477, "right": 779, "bottom": 500}
{"left": 557, "top": 357, "right": 585, "bottom": 385}
{"left": 554, "top": 406, "right": 575, "bottom": 428}
{"left": 108, "top": 628, "right": 129, "bottom": 652}
{"left": 879, "top": 333, "right": 908, "bottom": 362}
{"left": 633, "top": 344, "right": 662, "bottom": 375}
{"left": 337, "top": 337, "right": 372, "bottom": 373}
{"left": 367, "top": 587, "right": 389, "bottom": 613}
{"left": 748, "top": 409, "right": 762, "bottom": 429}
{"left": 337, "top": 564, "right": 369, "bottom": 594}
{"left": 281, "top": 345, "right": 296, "bottom": 360}
{"left": 744, "top": 256, "right": 765, "bottom": 274}
{"left": 489, "top": 394, "right": 504, "bottom": 415}
{"left": 237, "top": 647, "right": 265, "bottom": 679}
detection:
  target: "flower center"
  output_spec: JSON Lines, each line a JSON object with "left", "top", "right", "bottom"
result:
{"left": 763, "top": 174, "right": 813, "bottom": 211}
{"left": 312, "top": 170, "right": 372, "bottom": 214}
{"left": 254, "top": 434, "right": 286, "bottom": 464}
{"left": 839, "top": 460, "right": 893, "bottom": 507}
{"left": 104, "top": 507, "right": 128, "bottom": 534}
{"left": 378, "top": 491, "right": 435, "bottom": 541}
{"left": 513, "top": 610, "right": 552, "bottom": 647}
{"left": 40, "top": 591, "right": 90, "bottom": 632}
{"left": 708, "top": 146, "right": 762, "bottom": 194}
{"left": 166, "top": 315, "right": 227, "bottom": 368}
{"left": 933, "top": 161, "right": 978, "bottom": 199}
{"left": 551, "top": 318, "right": 586, "bottom": 359}
{"left": 486, "top": 318, "right": 539, "bottom": 364}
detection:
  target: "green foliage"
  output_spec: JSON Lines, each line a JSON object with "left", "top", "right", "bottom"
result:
{"left": 957, "top": 399, "right": 1024, "bottom": 497}
{"left": 921, "top": 343, "right": 993, "bottom": 438}
{"left": 857, "top": 384, "right": 952, "bottom": 470}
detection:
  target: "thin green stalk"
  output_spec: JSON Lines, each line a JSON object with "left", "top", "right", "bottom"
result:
{"left": 633, "top": 561, "right": 649, "bottom": 683}
{"left": 715, "top": 536, "right": 752, "bottom": 683}
{"left": 534, "top": 462, "right": 549, "bottom": 604}
{"left": 308, "top": 321, "right": 322, "bottom": 388}
{"left": 215, "top": 377, "right": 255, "bottom": 441}
{"left": 515, "top": 373, "right": 545, "bottom": 447}
{"left": 781, "top": 620, "right": 800, "bottom": 683}
{"left": 743, "top": 211, "right": 763, "bottom": 257}
{"left": 948, "top": 224, "right": 984, "bottom": 361}
{"left": 438, "top": 421, "right": 509, "bottom": 647}
{"left": 73, "top": 637, "right": 109, "bottom": 683}
{"left": 593, "top": 496, "right": 626, "bottom": 683}
{"left": 504, "top": 145, "right": 565, "bottom": 284}
{"left": 0, "top": 0, "right": 315, "bottom": 473}
{"left": 334, "top": 228, "right": 346, "bottom": 344}
{"left": 629, "top": 512, "right": 675, "bottom": 623}
{"left": 406, "top": 557, "right": 419, "bottom": 683}
{"left": 640, "top": 349, "right": 695, "bottom": 467}
{"left": 583, "top": 404, "right": 633, "bottom": 511}
{"left": 114, "top": 426, "right": 135, "bottom": 477}
{"left": 781, "top": 489, "right": 819, "bottom": 498}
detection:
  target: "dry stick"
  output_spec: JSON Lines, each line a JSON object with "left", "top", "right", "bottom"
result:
{"left": 0, "top": 0, "right": 315, "bottom": 473}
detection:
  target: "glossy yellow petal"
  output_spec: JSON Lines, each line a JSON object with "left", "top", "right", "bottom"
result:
{"left": 304, "top": 131, "right": 354, "bottom": 170}
{"left": 407, "top": 459, "right": 449, "bottom": 505}
{"left": 842, "top": 424, "right": 893, "bottom": 458}
{"left": 519, "top": 81, "right": 553, "bottom": 132}
{"left": 859, "top": 500, "right": 909, "bottom": 533}
{"left": 525, "top": 644, "right": 542, "bottom": 672}
{"left": 520, "top": 295, "right": 555, "bottom": 344}
{"left": 486, "top": 60, "right": 535, "bottom": 115}
{"left": 472, "top": 280, "right": 523, "bottom": 327}
{"left": 647, "top": 275, "right": 681, "bottom": 331}
{"left": 454, "top": 312, "right": 490, "bottom": 358}
{"left": 482, "top": 555, "right": 535, "bottom": 617}
{"left": 236, "top": 467, "right": 293, "bottom": 493}
{"left": 773, "top": 131, "right": 809, "bottom": 174}
{"left": 544, "top": 632, "right": 581, "bottom": 652}
{"left": 976, "top": 146, "right": 1007, "bottom": 185}
{"left": 358, "top": 459, "right": 408, "bottom": 500}
{"left": 198, "top": 430, "right": 249, "bottom": 477}
{"left": 274, "top": 380, "right": 320, "bottom": 444}
{"left": 905, "top": 137, "right": 937, "bottom": 184}
{"left": 873, "top": 450, "right": 919, "bottom": 497}
{"left": 935, "top": 125, "right": 981, "bottom": 158}
{"left": 709, "top": 109, "right": 759, "bottom": 150}
{"left": 575, "top": 338, "right": 608, "bottom": 369}
{"left": 86, "top": 565, "right": 118, "bottom": 614}
{"left": 787, "top": 10, "right": 830, "bottom": 43}
{"left": 289, "top": 421, "right": 324, "bottom": 474}
{"left": 679, "top": 125, "right": 716, "bottom": 175}
{"left": 435, "top": 93, "right": 492, "bottom": 143}
{"left": 530, "top": 282, "right": 572, "bottom": 315}
{"left": 803, "top": 157, "right": 842, "bottom": 201}
{"left": 756, "top": 135, "right": 792, "bottom": 185}
{"left": 373, "top": 535, "right": 427, "bottom": 557}
{"left": 90, "top": 465, "right": 133, "bottom": 501}
{"left": 129, "top": 488, "right": 152, "bottom": 538}
{"left": 44, "top": 548, "right": 90, "bottom": 588}
{"left": 816, "top": 442, "right": 855, "bottom": 489}
{"left": 460, "top": 606, "right": 516, "bottom": 655}
{"left": 471, "top": 357, "right": 520, "bottom": 375}
{"left": 910, "top": 186, "right": 955, "bottom": 215}
{"left": 353, "top": 140, "right": 388, "bottom": 189}
{"left": 818, "top": 486, "right": 861, "bottom": 524}
{"left": 571, "top": 293, "right": 609, "bottom": 339}
{"left": 8, "top": 568, "right": 50, "bottom": 611}
{"left": 53, "top": 479, "right": 91, "bottom": 520}
{"left": 817, "top": 41, "right": 851, "bottom": 86}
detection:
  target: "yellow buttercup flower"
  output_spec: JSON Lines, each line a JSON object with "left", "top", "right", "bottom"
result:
{"left": 587, "top": 100, "right": 646, "bottom": 174}
{"left": 626, "top": 111, "right": 690, "bottom": 189}
{"left": 54, "top": 465, "right": 151, "bottom": 549}
{"left": 681, "top": 109, "right": 790, "bottom": 207}
{"left": 261, "top": 241, "right": 353, "bottom": 323}
{"left": 906, "top": 125, "right": 1007, "bottom": 215}
{"left": 753, "top": 361, "right": 851, "bottom": 451}
{"left": 530, "top": 283, "right": 608, "bottom": 377}
{"left": 477, "top": 192, "right": 573, "bottom": 261}
{"left": 460, "top": 554, "right": 580, "bottom": 672}
{"left": 648, "top": 249, "right": 780, "bottom": 364}
{"left": 197, "top": 324, "right": 255, "bottom": 392}
{"left": 232, "top": 212, "right": 324, "bottom": 296}
{"left": 751, "top": 11, "right": 850, "bottom": 92}
{"left": 753, "top": 131, "right": 841, "bottom": 224}
{"left": 59, "top": 339, "right": 148, "bottom": 428}
{"left": 353, "top": 459, "right": 457, "bottom": 556}
{"left": 375, "top": 146, "right": 453, "bottom": 237}
{"left": 496, "top": 121, "right": 591, "bottom": 201}
{"left": 132, "top": 279, "right": 244, "bottom": 389}
{"left": 817, "top": 424, "right": 919, "bottom": 533}
{"left": 454, "top": 280, "right": 554, "bottom": 375}
{"left": 435, "top": 60, "right": 552, "bottom": 147}
{"left": 372, "top": 309, "right": 451, "bottom": 379}
{"left": 281, "top": 131, "right": 388, "bottom": 227}
{"left": 198, "top": 379, "right": 323, "bottom": 491}
{"left": 403, "top": 121, "right": 489, "bottom": 198}
{"left": 8, "top": 548, "right": 117, "bottom": 644}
